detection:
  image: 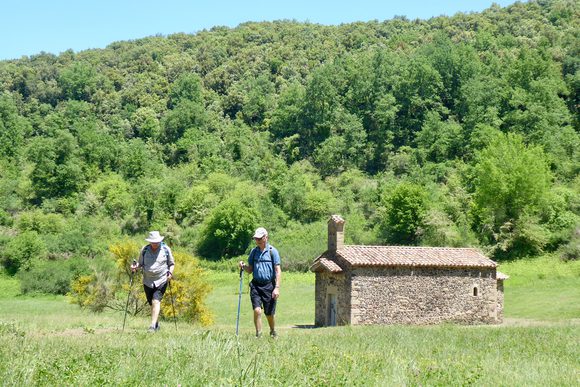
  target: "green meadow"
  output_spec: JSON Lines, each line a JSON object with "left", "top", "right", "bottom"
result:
{"left": 0, "top": 255, "right": 579, "bottom": 386}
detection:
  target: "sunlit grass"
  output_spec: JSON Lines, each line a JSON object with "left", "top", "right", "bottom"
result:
{"left": 0, "top": 255, "right": 578, "bottom": 385}
{"left": 500, "top": 254, "right": 580, "bottom": 320}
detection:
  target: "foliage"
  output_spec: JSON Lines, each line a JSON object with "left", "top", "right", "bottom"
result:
{"left": 1, "top": 255, "right": 579, "bottom": 385}
{"left": 69, "top": 240, "right": 213, "bottom": 325}
{"left": 378, "top": 182, "right": 428, "bottom": 245}
{"left": 18, "top": 257, "right": 90, "bottom": 295}
{"left": 471, "top": 133, "right": 554, "bottom": 257}
{"left": 0, "top": 0, "right": 578, "bottom": 267}
{"left": 0, "top": 231, "right": 47, "bottom": 274}
{"left": 197, "top": 199, "right": 258, "bottom": 260}
{"left": 560, "top": 226, "right": 580, "bottom": 261}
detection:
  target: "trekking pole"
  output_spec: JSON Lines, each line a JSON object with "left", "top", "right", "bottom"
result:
{"left": 236, "top": 265, "right": 244, "bottom": 336}
{"left": 168, "top": 278, "right": 178, "bottom": 331}
{"left": 122, "top": 259, "right": 137, "bottom": 332}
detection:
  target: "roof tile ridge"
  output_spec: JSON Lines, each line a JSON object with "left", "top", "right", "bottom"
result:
{"left": 341, "top": 244, "right": 482, "bottom": 251}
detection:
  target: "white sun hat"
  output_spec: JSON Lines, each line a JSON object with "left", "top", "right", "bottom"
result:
{"left": 253, "top": 227, "right": 268, "bottom": 239}
{"left": 145, "top": 231, "right": 164, "bottom": 243}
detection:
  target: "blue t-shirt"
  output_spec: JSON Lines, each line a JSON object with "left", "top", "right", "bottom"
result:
{"left": 248, "top": 244, "right": 280, "bottom": 284}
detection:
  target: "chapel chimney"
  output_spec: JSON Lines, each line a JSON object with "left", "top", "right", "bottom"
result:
{"left": 328, "top": 215, "right": 345, "bottom": 255}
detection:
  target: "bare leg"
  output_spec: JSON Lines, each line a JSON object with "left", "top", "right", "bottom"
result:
{"left": 151, "top": 299, "right": 161, "bottom": 327}
{"left": 253, "top": 307, "right": 262, "bottom": 335}
{"left": 266, "top": 314, "right": 276, "bottom": 334}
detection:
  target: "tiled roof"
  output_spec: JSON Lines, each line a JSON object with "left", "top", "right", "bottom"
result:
{"left": 497, "top": 271, "right": 509, "bottom": 280}
{"left": 311, "top": 257, "right": 343, "bottom": 273}
{"left": 338, "top": 245, "right": 496, "bottom": 268}
{"left": 334, "top": 245, "right": 497, "bottom": 269}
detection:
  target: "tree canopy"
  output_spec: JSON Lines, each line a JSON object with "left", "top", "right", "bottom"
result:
{"left": 0, "top": 1, "right": 578, "bottom": 285}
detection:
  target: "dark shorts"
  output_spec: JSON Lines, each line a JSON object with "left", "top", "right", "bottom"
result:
{"left": 250, "top": 281, "right": 277, "bottom": 316}
{"left": 144, "top": 282, "right": 168, "bottom": 305}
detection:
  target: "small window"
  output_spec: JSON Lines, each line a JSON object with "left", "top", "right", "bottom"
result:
{"left": 473, "top": 286, "right": 479, "bottom": 296}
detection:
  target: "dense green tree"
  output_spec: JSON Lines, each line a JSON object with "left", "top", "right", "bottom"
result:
{"left": 269, "top": 82, "right": 306, "bottom": 163}
{"left": 168, "top": 73, "right": 203, "bottom": 108}
{"left": 131, "top": 107, "right": 161, "bottom": 140}
{"left": 0, "top": 0, "right": 578, "bottom": 276}
{"left": 392, "top": 56, "right": 445, "bottom": 147}
{"left": 378, "top": 182, "right": 428, "bottom": 245}
{"left": 25, "top": 130, "right": 86, "bottom": 203}
{"left": 471, "top": 133, "right": 554, "bottom": 257}
{"left": 1, "top": 231, "right": 47, "bottom": 274}
{"left": 58, "top": 62, "right": 99, "bottom": 101}
{"left": 197, "top": 198, "right": 258, "bottom": 259}
{"left": 415, "top": 112, "right": 464, "bottom": 163}
{"left": 0, "top": 93, "right": 31, "bottom": 158}
{"left": 161, "top": 100, "right": 207, "bottom": 145}
{"left": 301, "top": 65, "right": 343, "bottom": 154}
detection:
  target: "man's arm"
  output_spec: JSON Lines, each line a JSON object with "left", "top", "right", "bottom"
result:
{"left": 274, "top": 265, "right": 281, "bottom": 289}
{"left": 239, "top": 248, "right": 254, "bottom": 274}
{"left": 132, "top": 247, "right": 145, "bottom": 272}
{"left": 165, "top": 246, "right": 175, "bottom": 278}
{"left": 272, "top": 264, "right": 281, "bottom": 300}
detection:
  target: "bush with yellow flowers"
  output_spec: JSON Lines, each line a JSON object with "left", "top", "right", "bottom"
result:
{"left": 69, "top": 239, "right": 213, "bottom": 325}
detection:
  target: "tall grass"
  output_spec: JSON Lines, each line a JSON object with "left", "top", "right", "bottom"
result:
{"left": 0, "top": 321, "right": 577, "bottom": 385}
{"left": 0, "top": 255, "right": 578, "bottom": 385}
{"left": 206, "top": 270, "right": 315, "bottom": 329}
{"left": 500, "top": 254, "right": 580, "bottom": 320}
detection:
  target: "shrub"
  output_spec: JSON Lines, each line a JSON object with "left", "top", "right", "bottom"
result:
{"left": 197, "top": 199, "right": 258, "bottom": 260}
{"left": 378, "top": 182, "right": 428, "bottom": 245}
{"left": 272, "top": 220, "right": 326, "bottom": 272}
{"left": 69, "top": 240, "right": 213, "bottom": 325}
{"left": 491, "top": 214, "right": 551, "bottom": 259}
{"left": 164, "top": 251, "right": 213, "bottom": 324}
{"left": 19, "top": 257, "right": 90, "bottom": 295}
{"left": 1, "top": 231, "right": 47, "bottom": 274}
{"left": 560, "top": 227, "right": 580, "bottom": 261}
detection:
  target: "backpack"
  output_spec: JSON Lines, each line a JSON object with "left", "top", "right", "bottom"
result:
{"left": 140, "top": 242, "right": 172, "bottom": 268}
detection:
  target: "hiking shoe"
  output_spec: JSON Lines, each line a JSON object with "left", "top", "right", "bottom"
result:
{"left": 270, "top": 330, "right": 278, "bottom": 339}
{"left": 147, "top": 325, "right": 156, "bottom": 333}
{"left": 255, "top": 331, "right": 262, "bottom": 338}
{"left": 155, "top": 322, "right": 160, "bottom": 332}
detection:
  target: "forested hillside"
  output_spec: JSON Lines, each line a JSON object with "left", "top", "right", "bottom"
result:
{"left": 0, "top": 0, "right": 578, "bottom": 289}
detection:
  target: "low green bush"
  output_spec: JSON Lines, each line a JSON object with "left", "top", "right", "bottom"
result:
{"left": 18, "top": 257, "right": 90, "bottom": 295}
{"left": 0, "top": 231, "right": 47, "bottom": 274}
{"left": 559, "top": 227, "right": 580, "bottom": 262}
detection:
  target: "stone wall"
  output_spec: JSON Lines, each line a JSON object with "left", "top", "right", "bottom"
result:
{"left": 350, "top": 267, "right": 500, "bottom": 325}
{"left": 314, "top": 272, "right": 351, "bottom": 326}
{"left": 496, "top": 279, "right": 505, "bottom": 323}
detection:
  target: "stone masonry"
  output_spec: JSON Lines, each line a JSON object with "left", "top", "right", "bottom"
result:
{"left": 311, "top": 215, "right": 507, "bottom": 326}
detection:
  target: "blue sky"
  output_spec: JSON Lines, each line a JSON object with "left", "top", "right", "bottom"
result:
{"left": 1, "top": 0, "right": 519, "bottom": 61}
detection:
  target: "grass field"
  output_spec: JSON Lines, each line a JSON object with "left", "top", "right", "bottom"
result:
{"left": 0, "top": 255, "right": 578, "bottom": 385}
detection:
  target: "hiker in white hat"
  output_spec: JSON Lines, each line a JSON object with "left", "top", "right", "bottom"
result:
{"left": 131, "top": 231, "right": 175, "bottom": 332}
{"left": 238, "top": 227, "right": 282, "bottom": 338}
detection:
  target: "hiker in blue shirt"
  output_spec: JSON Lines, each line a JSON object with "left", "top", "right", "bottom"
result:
{"left": 131, "top": 231, "right": 175, "bottom": 332}
{"left": 239, "top": 227, "right": 281, "bottom": 338}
